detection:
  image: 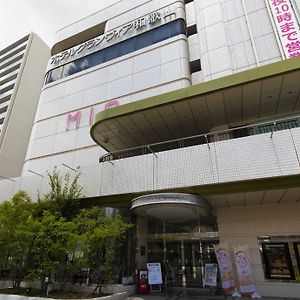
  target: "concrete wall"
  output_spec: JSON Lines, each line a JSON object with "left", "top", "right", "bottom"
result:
{"left": 218, "top": 202, "right": 300, "bottom": 297}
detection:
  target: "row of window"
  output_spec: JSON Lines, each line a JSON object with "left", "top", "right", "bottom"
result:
{"left": 45, "top": 19, "right": 186, "bottom": 85}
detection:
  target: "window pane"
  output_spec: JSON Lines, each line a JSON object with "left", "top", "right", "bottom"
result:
{"left": 119, "top": 38, "right": 135, "bottom": 56}
{"left": 103, "top": 45, "right": 118, "bottom": 62}
{"left": 153, "top": 23, "right": 171, "bottom": 43}
{"left": 47, "top": 66, "right": 63, "bottom": 83}
{"left": 136, "top": 30, "right": 153, "bottom": 50}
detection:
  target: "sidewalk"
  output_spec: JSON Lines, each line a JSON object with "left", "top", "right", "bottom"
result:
{"left": 125, "top": 289, "right": 300, "bottom": 300}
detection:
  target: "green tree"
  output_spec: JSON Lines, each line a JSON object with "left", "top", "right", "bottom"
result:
{"left": 27, "top": 212, "right": 84, "bottom": 291}
{"left": 34, "top": 167, "right": 82, "bottom": 220}
{"left": 75, "top": 207, "right": 133, "bottom": 292}
{"left": 0, "top": 191, "right": 34, "bottom": 286}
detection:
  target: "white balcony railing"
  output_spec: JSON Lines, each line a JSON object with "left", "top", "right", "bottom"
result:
{"left": 1, "top": 124, "right": 300, "bottom": 203}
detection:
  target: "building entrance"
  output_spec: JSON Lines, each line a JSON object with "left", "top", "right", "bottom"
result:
{"left": 148, "top": 237, "right": 218, "bottom": 288}
{"left": 131, "top": 193, "right": 218, "bottom": 288}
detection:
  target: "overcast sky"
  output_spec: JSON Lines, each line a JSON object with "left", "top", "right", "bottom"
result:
{"left": 0, "top": 0, "right": 121, "bottom": 51}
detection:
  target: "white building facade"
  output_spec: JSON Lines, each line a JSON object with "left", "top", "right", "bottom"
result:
{"left": 1, "top": 0, "right": 300, "bottom": 297}
{"left": 0, "top": 33, "right": 49, "bottom": 179}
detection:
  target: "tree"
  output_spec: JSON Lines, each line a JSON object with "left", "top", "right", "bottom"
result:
{"left": 75, "top": 207, "right": 133, "bottom": 292}
{"left": 0, "top": 191, "right": 34, "bottom": 287}
{"left": 34, "top": 167, "right": 82, "bottom": 220}
{"left": 0, "top": 169, "right": 134, "bottom": 295}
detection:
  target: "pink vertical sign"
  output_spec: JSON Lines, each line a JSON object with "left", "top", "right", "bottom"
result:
{"left": 267, "top": 0, "right": 300, "bottom": 58}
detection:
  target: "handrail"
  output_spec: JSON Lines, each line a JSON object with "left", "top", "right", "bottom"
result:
{"left": 99, "top": 115, "right": 300, "bottom": 163}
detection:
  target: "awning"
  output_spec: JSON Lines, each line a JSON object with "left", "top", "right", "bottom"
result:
{"left": 90, "top": 56, "right": 300, "bottom": 152}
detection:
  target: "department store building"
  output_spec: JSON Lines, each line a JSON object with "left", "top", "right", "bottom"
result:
{"left": 1, "top": 0, "right": 300, "bottom": 297}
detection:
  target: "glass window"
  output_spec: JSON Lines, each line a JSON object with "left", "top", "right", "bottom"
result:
{"left": 103, "top": 44, "right": 118, "bottom": 62}
{"left": 45, "top": 19, "right": 186, "bottom": 85}
{"left": 136, "top": 30, "right": 153, "bottom": 50}
{"left": 46, "top": 66, "right": 63, "bottom": 84}
{"left": 171, "top": 19, "right": 186, "bottom": 37}
{"left": 119, "top": 38, "right": 135, "bottom": 56}
{"left": 153, "top": 23, "right": 171, "bottom": 44}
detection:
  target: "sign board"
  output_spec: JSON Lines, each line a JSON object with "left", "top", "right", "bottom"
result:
{"left": 267, "top": 0, "right": 300, "bottom": 58}
{"left": 233, "top": 245, "right": 256, "bottom": 294}
{"left": 262, "top": 243, "right": 295, "bottom": 279}
{"left": 203, "top": 263, "right": 218, "bottom": 287}
{"left": 147, "top": 262, "right": 163, "bottom": 285}
{"left": 214, "top": 243, "right": 235, "bottom": 292}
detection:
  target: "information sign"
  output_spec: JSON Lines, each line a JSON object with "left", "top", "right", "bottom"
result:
{"left": 147, "top": 262, "right": 163, "bottom": 285}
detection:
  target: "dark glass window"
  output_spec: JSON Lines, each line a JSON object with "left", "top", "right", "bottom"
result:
{"left": 153, "top": 23, "right": 170, "bottom": 43}
{"left": 119, "top": 38, "right": 135, "bottom": 56}
{"left": 103, "top": 44, "right": 119, "bottom": 62}
{"left": 45, "top": 19, "right": 186, "bottom": 85}
{"left": 136, "top": 30, "right": 153, "bottom": 50}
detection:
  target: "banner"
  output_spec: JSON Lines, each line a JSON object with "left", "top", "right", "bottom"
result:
{"left": 214, "top": 243, "right": 235, "bottom": 291}
{"left": 266, "top": 0, "right": 300, "bottom": 59}
{"left": 233, "top": 245, "right": 256, "bottom": 294}
{"left": 203, "top": 263, "right": 218, "bottom": 287}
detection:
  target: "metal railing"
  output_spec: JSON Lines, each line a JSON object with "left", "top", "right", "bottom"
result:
{"left": 99, "top": 115, "right": 300, "bottom": 163}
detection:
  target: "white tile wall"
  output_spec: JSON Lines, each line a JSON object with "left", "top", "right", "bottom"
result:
{"left": 205, "top": 23, "right": 227, "bottom": 50}
{"left": 5, "top": 127, "right": 300, "bottom": 203}
{"left": 185, "top": 1, "right": 196, "bottom": 26}
{"left": 203, "top": 3, "right": 223, "bottom": 26}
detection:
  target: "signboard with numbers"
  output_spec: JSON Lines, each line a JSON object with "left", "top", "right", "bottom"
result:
{"left": 267, "top": 0, "right": 300, "bottom": 58}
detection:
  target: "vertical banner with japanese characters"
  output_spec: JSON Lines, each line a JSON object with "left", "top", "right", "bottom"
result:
{"left": 267, "top": 0, "right": 300, "bottom": 58}
{"left": 214, "top": 243, "right": 235, "bottom": 292}
{"left": 233, "top": 245, "right": 256, "bottom": 295}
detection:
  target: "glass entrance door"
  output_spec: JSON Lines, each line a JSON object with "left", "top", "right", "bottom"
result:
{"left": 148, "top": 239, "right": 217, "bottom": 288}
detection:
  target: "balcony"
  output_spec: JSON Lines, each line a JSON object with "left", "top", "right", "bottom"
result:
{"left": 1, "top": 123, "right": 300, "bottom": 205}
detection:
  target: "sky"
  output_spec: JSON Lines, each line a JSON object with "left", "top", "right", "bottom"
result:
{"left": 0, "top": 0, "right": 121, "bottom": 51}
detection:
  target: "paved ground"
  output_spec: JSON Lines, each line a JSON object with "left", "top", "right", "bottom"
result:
{"left": 125, "top": 288, "right": 300, "bottom": 300}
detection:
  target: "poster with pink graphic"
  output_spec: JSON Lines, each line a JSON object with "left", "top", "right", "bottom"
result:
{"left": 267, "top": 0, "right": 300, "bottom": 58}
{"left": 214, "top": 243, "right": 235, "bottom": 292}
{"left": 233, "top": 245, "right": 256, "bottom": 294}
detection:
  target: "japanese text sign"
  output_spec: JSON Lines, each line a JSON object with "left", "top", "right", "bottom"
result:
{"left": 267, "top": 0, "right": 300, "bottom": 58}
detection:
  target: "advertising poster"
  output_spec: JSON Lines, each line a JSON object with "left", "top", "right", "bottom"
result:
{"left": 293, "top": 242, "right": 300, "bottom": 276}
{"left": 214, "top": 243, "right": 235, "bottom": 291}
{"left": 203, "top": 263, "right": 218, "bottom": 287}
{"left": 147, "top": 262, "right": 163, "bottom": 285}
{"left": 262, "top": 243, "right": 295, "bottom": 280}
{"left": 233, "top": 245, "right": 256, "bottom": 294}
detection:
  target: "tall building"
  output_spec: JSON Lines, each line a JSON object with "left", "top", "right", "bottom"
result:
{"left": 0, "top": 33, "right": 50, "bottom": 179}
{"left": 1, "top": 0, "right": 300, "bottom": 297}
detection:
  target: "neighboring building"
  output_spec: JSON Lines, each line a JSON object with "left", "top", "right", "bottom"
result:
{"left": 0, "top": 33, "right": 50, "bottom": 179}
{"left": 1, "top": 0, "right": 300, "bottom": 297}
